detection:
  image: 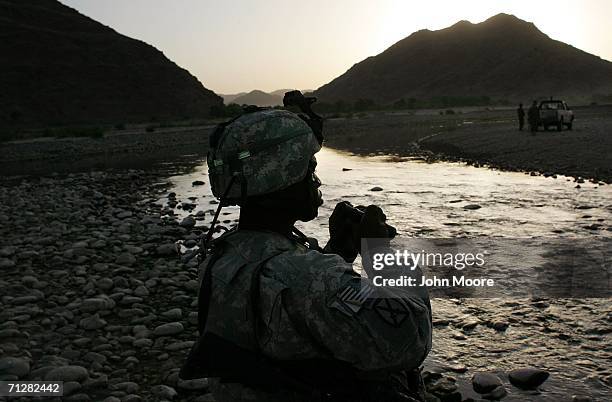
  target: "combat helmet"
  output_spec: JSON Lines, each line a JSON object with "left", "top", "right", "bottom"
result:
{"left": 207, "top": 108, "right": 321, "bottom": 204}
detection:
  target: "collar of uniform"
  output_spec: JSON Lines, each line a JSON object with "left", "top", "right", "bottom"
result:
{"left": 224, "top": 229, "right": 296, "bottom": 263}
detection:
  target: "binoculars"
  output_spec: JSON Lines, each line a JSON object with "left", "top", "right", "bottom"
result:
{"left": 283, "top": 90, "right": 317, "bottom": 109}
{"left": 337, "top": 201, "right": 397, "bottom": 239}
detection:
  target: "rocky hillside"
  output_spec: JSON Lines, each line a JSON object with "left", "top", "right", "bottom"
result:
{"left": 0, "top": 0, "right": 223, "bottom": 129}
{"left": 315, "top": 14, "right": 612, "bottom": 105}
{"left": 231, "top": 90, "right": 283, "bottom": 106}
{"left": 221, "top": 89, "right": 307, "bottom": 106}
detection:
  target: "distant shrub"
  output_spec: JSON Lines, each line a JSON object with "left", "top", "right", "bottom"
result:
{"left": 210, "top": 103, "right": 243, "bottom": 118}
{"left": 445, "top": 109, "right": 455, "bottom": 115}
{"left": 87, "top": 127, "right": 104, "bottom": 138}
{"left": 42, "top": 126, "right": 104, "bottom": 139}
{"left": 9, "top": 110, "right": 22, "bottom": 123}
{"left": 209, "top": 105, "right": 225, "bottom": 117}
{"left": 354, "top": 99, "right": 377, "bottom": 112}
{"left": 393, "top": 98, "right": 407, "bottom": 109}
{"left": 145, "top": 125, "right": 156, "bottom": 133}
{"left": 114, "top": 123, "right": 126, "bottom": 130}
{"left": 0, "top": 129, "right": 21, "bottom": 142}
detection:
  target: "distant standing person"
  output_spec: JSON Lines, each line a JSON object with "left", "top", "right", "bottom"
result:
{"left": 528, "top": 100, "right": 539, "bottom": 135}
{"left": 517, "top": 103, "right": 525, "bottom": 131}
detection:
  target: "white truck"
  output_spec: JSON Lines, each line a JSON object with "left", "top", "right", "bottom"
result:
{"left": 538, "top": 100, "right": 574, "bottom": 131}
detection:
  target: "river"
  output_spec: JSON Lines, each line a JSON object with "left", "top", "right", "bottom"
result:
{"left": 162, "top": 147, "right": 611, "bottom": 401}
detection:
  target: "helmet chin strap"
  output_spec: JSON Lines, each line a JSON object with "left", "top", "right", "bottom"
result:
{"left": 202, "top": 174, "right": 240, "bottom": 253}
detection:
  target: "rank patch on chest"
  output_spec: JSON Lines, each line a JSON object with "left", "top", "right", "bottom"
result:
{"left": 329, "top": 278, "right": 374, "bottom": 316}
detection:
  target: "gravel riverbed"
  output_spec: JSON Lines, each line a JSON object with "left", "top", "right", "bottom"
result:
{"left": 0, "top": 166, "right": 226, "bottom": 401}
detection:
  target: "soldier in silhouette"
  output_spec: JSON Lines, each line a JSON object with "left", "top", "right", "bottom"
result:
{"left": 528, "top": 100, "right": 539, "bottom": 135}
{"left": 517, "top": 103, "right": 525, "bottom": 131}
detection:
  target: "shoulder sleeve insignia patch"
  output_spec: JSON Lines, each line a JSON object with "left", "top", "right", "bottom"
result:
{"left": 372, "top": 298, "right": 410, "bottom": 327}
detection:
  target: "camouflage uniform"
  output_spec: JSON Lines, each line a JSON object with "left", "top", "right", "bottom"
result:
{"left": 181, "top": 108, "right": 432, "bottom": 401}
{"left": 199, "top": 229, "right": 432, "bottom": 401}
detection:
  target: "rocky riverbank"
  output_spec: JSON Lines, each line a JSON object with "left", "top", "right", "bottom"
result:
{"left": 0, "top": 126, "right": 214, "bottom": 165}
{"left": 324, "top": 105, "right": 612, "bottom": 184}
{"left": 0, "top": 166, "right": 231, "bottom": 401}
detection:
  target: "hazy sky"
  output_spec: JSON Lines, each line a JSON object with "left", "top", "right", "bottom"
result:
{"left": 60, "top": 0, "right": 612, "bottom": 94}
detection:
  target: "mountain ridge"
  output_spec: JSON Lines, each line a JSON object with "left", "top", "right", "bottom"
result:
{"left": 315, "top": 13, "right": 612, "bottom": 105}
{"left": 0, "top": 0, "right": 223, "bottom": 129}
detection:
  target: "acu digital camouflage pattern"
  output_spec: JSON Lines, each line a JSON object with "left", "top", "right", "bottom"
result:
{"left": 208, "top": 109, "right": 321, "bottom": 201}
{"left": 200, "top": 230, "right": 432, "bottom": 402}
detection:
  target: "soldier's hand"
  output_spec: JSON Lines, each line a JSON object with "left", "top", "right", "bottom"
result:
{"left": 358, "top": 205, "right": 395, "bottom": 257}
{"left": 325, "top": 202, "right": 395, "bottom": 262}
{"left": 324, "top": 201, "right": 361, "bottom": 263}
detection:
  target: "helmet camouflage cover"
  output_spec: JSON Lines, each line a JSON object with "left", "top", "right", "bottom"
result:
{"left": 208, "top": 109, "right": 321, "bottom": 201}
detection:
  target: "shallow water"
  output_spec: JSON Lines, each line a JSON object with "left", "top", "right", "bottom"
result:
{"left": 163, "top": 147, "right": 611, "bottom": 401}
{"left": 165, "top": 147, "right": 610, "bottom": 239}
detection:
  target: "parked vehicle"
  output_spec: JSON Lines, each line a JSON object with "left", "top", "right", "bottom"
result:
{"left": 538, "top": 100, "right": 574, "bottom": 131}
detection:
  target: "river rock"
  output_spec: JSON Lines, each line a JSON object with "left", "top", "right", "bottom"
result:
{"left": 184, "top": 239, "right": 198, "bottom": 248}
{"left": 370, "top": 186, "right": 383, "bottom": 191}
{"left": 114, "top": 381, "right": 140, "bottom": 393}
{"left": 463, "top": 204, "right": 482, "bottom": 210}
{"left": 482, "top": 385, "right": 507, "bottom": 400}
{"left": 115, "top": 253, "right": 136, "bottom": 266}
{"left": 177, "top": 377, "right": 209, "bottom": 391}
{"left": 0, "top": 258, "right": 15, "bottom": 269}
{"left": 91, "top": 239, "right": 107, "bottom": 249}
{"left": 0, "top": 246, "right": 16, "bottom": 257}
{"left": 0, "top": 357, "right": 30, "bottom": 378}
{"left": 81, "top": 297, "right": 115, "bottom": 313}
{"left": 508, "top": 367, "right": 550, "bottom": 389}
{"left": 133, "top": 338, "right": 154, "bottom": 348}
{"left": 154, "top": 322, "right": 184, "bottom": 336}
{"left": 192, "top": 180, "right": 205, "bottom": 186}
{"left": 152, "top": 384, "right": 177, "bottom": 400}
{"left": 116, "top": 211, "right": 133, "bottom": 219}
{"left": 44, "top": 365, "right": 89, "bottom": 382}
{"left": 194, "top": 394, "right": 216, "bottom": 402}
{"left": 489, "top": 319, "right": 509, "bottom": 332}
{"left": 161, "top": 308, "right": 182, "bottom": 320}
{"left": 157, "top": 243, "right": 177, "bottom": 256}
{"left": 179, "top": 216, "right": 196, "bottom": 228}
{"left": 472, "top": 372, "right": 502, "bottom": 393}
{"left": 133, "top": 286, "right": 149, "bottom": 297}
{"left": 79, "top": 314, "right": 107, "bottom": 330}
{"left": 96, "top": 278, "right": 114, "bottom": 291}
{"left": 426, "top": 376, "right": 460, "bottom": 402}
